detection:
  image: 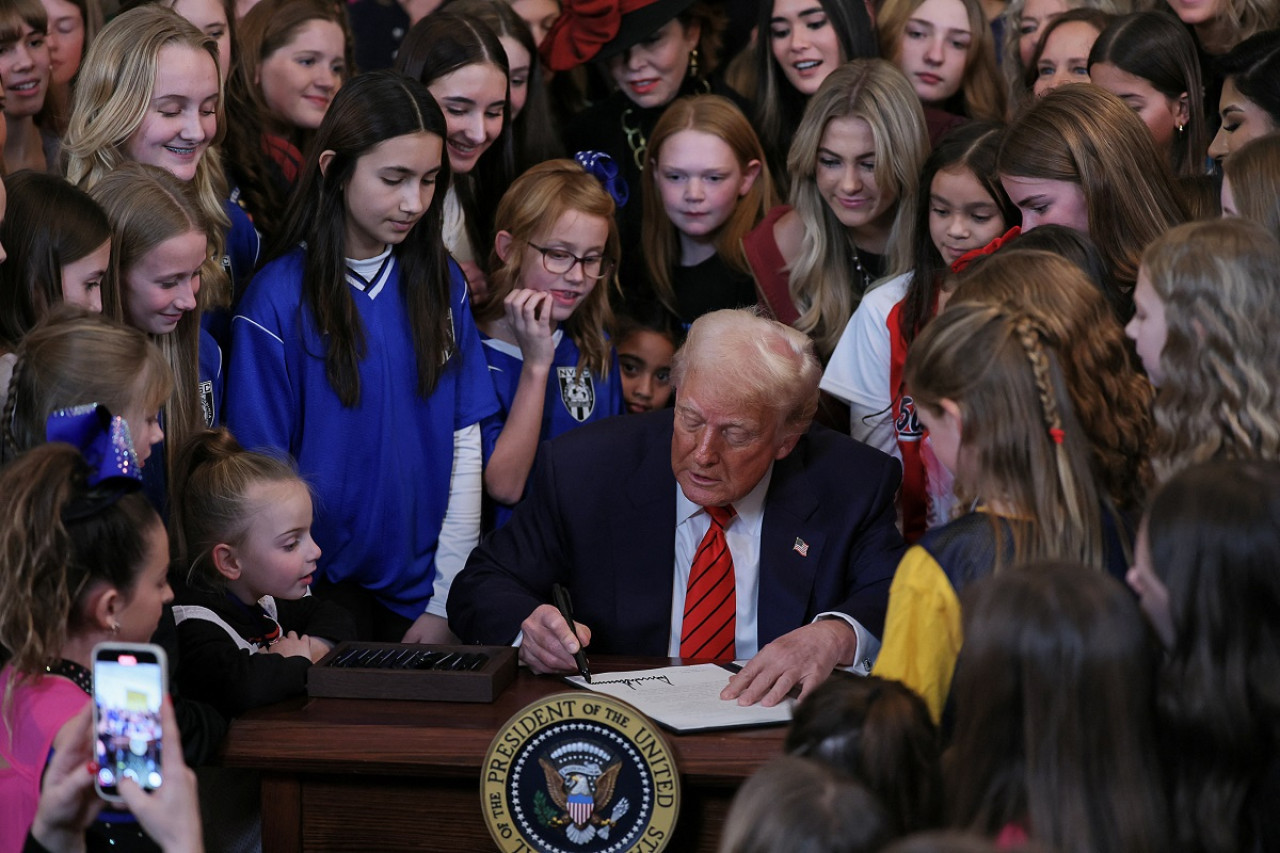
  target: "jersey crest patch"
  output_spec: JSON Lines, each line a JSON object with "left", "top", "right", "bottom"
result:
{"left": 557, "top": 367, "right": 596, "bottom": 423}
{"left": 199, "top": 380, "right": 215, "bottom": 427}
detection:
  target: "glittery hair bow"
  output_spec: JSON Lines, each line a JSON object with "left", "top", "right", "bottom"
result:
{"left": 46, "top": 403, "right": 143, "bottom": 520}
{"left": 949, "top": 226, "right": 1022, "bottom": 274}
{"left": 575, "top": 150, "right": 630, "bottom": 207}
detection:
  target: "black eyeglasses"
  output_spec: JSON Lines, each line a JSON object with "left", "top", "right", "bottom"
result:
{"left": 527, "top": 242, "right": 615, "bottom": 280}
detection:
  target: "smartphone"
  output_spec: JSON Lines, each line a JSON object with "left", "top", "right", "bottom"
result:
{"left": 92, "top": 642, "right": 167, "bottom": 802}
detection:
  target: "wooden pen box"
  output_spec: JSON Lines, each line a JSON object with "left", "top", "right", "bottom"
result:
{"left": 308, "top": 642, "right": 517, "bottom": 703}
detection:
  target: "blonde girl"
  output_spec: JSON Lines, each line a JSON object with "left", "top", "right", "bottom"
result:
{"left": 872, "top": 302, "right": 1119, "bottom": 721}
{"left": 2, "top": 307, "right": 172, "bottom": 467}
{"left": 0, "top": 428, "right": 170, "bottom": 852}
{"left": 878, "top": 0, "right": 1006, "bottom": 131}
{"left": 168, "top": 429, "right": 355, "bottom": 718}
{"left": 822, "top": 122, "right": 1016, "bottom": 541}
{"left": 64, "top": 4, "right": 233, "bottom": 307}
{"left": 744, "top": 60, "right": 930, "bottom": 362}
{"left": 1162, "top": 0, "right": 1277, "bottom": 55}
{"left": 90, "top": 162, "right": 221, "bottom": 517}
{"left": 473, "top": 159, "right": 623, "bottom": 525}
{"left": 641, "top": 95, "right": 775, "bottom": 325}
{"left": 1126, "top": 218, "right": 1280, "bottom": 484}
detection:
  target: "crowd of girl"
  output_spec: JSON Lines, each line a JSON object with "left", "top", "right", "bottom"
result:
{"left": 0, "top": 0, "right": 1277, "bottom": 848}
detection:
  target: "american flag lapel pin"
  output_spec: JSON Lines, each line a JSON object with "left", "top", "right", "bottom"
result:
{"left": 793, "top": 537, "right": 809, "bottom": 557}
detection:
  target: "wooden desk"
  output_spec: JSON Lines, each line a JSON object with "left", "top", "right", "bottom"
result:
{"left": 218, "top": 658, "right": 787, "bottom": 852}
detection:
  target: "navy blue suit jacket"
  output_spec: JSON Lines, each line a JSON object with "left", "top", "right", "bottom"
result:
{"left": 449, "top": 409, "right": 905, "bottom": 656}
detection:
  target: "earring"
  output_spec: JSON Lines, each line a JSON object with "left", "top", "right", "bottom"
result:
{"left": 688, "top": 47, "right": 700, "bottom": 79}
{"left": 1177, "top": 123, "right": 1185, "bottom": 133}
{"left": 111, "top": 622, "right": 120, "bottom": 635}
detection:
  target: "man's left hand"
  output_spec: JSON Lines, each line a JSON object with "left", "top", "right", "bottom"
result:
{"left": 719, "top": 619, "right": 858, "bottom": 707}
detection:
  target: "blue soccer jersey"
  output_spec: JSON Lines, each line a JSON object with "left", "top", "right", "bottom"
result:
{"left": 226, "top": 248, "right": 499, "bottom": 620}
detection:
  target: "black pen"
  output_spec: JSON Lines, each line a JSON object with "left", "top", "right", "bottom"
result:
{"left": 552, "top": 583, "right": 591, "bottom": 683}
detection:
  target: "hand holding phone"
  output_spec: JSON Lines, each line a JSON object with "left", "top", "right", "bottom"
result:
{"left": 92, "top": 643, "right": 167, "bottom": 803}
{"left": 118, "top": 695, "right": 205, "bottom": 853}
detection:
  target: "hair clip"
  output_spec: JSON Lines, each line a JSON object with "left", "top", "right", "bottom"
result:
{"left": 575, "top": 150, "right": 629, "bottom": 207}
{"left": 1049, "top": 427, "right": 1065, "bottom": 445}
{"left": 46, "top": 404, "right": 143, "bottom": 520}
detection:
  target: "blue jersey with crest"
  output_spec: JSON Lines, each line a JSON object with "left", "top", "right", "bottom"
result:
{"left": 479, "top": 330, "right": 623, "bottom": 528}
{"left": 226, "top": 248, "right": 498, "bottom": 620}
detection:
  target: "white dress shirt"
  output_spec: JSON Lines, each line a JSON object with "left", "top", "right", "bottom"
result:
{"left": 669, "top": 465, "right": 880, "bottom": 672}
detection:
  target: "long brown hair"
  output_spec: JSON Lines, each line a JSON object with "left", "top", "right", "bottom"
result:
{"left": 950, "top": 249, "right": 1153, "bottom": 513}
{"left": 1088, "top": 11, "right": 1207, "bottom": 178}
{"left": 1223, "top": 133, "right": 1280, "bottom": 237}
{"left": 998, "top": 84, "right": 1186, "bottom": 289}
{"left": 222, "top": 0, "right": 353, "bottom": 242}
{"left": 905, "top": 303, "right": 1105, "bottom": 570}
{"left": 1147, "top": 460, "right": 1280, "bottom": 853}
{"left": 641, "top": 95, "right": 776, "bottom": 315}
{"left": 947, "top": 562, "right": 1168, "bottom": 853}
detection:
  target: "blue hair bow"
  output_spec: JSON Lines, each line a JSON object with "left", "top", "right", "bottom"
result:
{"left": 575, "top": 150, "right": 629, "bottom": 207}
{"left": 46, "top": 403, "right": 143, "bottom": 492}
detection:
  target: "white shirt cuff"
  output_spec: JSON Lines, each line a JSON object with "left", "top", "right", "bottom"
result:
{"left": 814, "top": 612, "right": 880, "bottom": 675}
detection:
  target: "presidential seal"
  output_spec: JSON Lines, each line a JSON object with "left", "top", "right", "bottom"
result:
{"left": 482, "top": 692, "right": 680, "bottom": 853}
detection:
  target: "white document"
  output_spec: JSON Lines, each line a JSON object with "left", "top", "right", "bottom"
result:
{"left": 565, "top": 664, "right": 794, "bottom": 733}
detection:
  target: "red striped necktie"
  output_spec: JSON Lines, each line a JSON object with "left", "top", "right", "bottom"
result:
{"left": 680, "top": 504, "right": 737, "bottom": 661}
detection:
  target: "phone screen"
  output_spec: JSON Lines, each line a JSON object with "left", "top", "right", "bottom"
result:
{"left": 92, "top": 644, "right": 166, "bottom": 800}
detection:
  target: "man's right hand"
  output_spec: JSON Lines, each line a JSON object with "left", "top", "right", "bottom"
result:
{"left": 518, "top": 604, "right": 592, "bottom": 674}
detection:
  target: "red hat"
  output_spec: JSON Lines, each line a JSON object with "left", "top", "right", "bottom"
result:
{"left": 540, "top": 0, "right": 696, "bottom": 72}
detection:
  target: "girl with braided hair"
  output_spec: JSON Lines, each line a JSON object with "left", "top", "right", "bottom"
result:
{"left": 1126, "top": 217, "right": 1280, "bottom": 485}
{"left": 949, "top": 249, "right": 1154, "bottom": 516}
{"left": 871, "top": 301, "right": 1126, "bottom": 723}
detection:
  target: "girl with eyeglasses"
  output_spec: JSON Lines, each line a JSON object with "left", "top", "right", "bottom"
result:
{"left": 473, "top": 158, "right": 624, "bottom": 528}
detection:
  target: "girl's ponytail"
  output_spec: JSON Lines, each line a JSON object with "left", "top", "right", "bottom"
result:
{"left": 906, "top": 303, "right": 1105, "bottom": 571}
{"left": 0, "top": 442, "right": 157, "bottom": 680}
{"left": 172, "top": 428, "right": 302, "bottom": 588}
